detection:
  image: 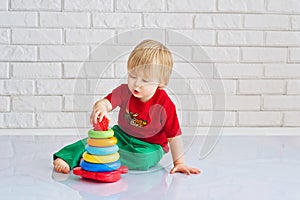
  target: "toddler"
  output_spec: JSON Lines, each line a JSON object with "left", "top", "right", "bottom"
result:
{"left": 53, "top": 40, "right": 200, "bottom": 175}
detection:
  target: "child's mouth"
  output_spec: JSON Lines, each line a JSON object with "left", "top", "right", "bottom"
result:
{"left": 133, "top": 89, "right": 139, "bottom": 94}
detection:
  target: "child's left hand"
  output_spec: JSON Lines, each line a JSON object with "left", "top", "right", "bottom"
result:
{"left": 170, "top": 163, "right": 200, "bottom": 175}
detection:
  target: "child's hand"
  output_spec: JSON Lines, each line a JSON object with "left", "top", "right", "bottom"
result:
{"left": 90, "top": 99, "right": 112, "bottom": 124}
{"left": 170, "top": 163, "right": 200, "bottom": 175}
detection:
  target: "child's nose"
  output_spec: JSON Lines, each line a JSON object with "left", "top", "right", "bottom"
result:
{"left": 134, "top": 78, "right": 143, "bottom": 87}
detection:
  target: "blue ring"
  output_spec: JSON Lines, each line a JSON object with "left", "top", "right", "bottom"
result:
{"left": 85, "top": 145, "right": 119, "bottom": 155}
{"left": 80, "top": 160, "right": 121, "bottom": 172}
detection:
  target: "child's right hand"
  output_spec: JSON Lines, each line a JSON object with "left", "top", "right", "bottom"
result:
{"left": 90, "top": 99, "right": 111, "bottom": 124}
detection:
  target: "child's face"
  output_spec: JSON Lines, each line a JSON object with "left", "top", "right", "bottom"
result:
{"left": 127, "top": 70, "right": 159, "bottom": 102}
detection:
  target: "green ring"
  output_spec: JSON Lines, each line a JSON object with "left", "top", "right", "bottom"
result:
{"left": 88, "top": 129, "right": 114, "bottom": 139}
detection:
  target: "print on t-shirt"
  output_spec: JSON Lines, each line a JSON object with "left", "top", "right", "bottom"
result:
{"left": 124, "top": 108, "right": 147, "bottom": 128}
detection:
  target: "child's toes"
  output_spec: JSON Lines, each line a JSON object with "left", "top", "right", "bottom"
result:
{"left": 53, "top": 158, "right": 70, "bottom": 174}
{"left": 62, "top": 167, "right": 70, "bottom": 174}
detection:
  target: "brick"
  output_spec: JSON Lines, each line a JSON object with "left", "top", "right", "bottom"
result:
{"left": 64, "top": 95, "right": 95, "bottom": 111}
{"left": 0, "top": 113, "right": 34, "bottom": 128}
{"left": 244, "top": 15, "right": 289, "bottom": 30}
{"left": 215, "top": 64, "right": 263, "bottom": 79}
{"left": 218, "top": 31, "right": 263, "bottom": 46}
{"left": 0, "top": 29, "right": 9, "bottom": 44}
{"left": 284, "top": 112, "right": 300, "bottom": 126}
{"left": 263, "top": 96, "right": 300, "bottom": 110}
{"left": 37, "top": 79, "right": 86, "bottom": 95}
{"left": 66, "top": 29, "right": 113, "bottom": 44}
{"left": 117, "top": 29, "right": 165, "bottom": 45}
{"left": 189, "top": 111, "right": 236, "bottom": 126}
{"left": 265, "top": 64, "right": 300, "bottom": 78}
{"left": 0, "top": 45, "right": 36, "bottom": 61}
{"left": 238, "top": 80, "right": 285, "bottom": 94}
{"left": 0, "top": 0, "right": 8, "bottom": 10}
{"left": 63, "top": 62, "right": 114, "bottom": 78}
{"left": 64, "top": 0, "right": 112, "bottom": 11}
{"left": 12, "top": 63, "right": 61, "bottom": 78}
{"left": 238, "top": 112, "right": 282, "bottom": 126}
{"left": 287, "top": 80, "right": 300, "bottom": 94}
{"left": 37, "top": 112, "right": 88, "bottom": 128}
{"left": 172, "top": 63, "right": 214, "bottom": 79}
{"left": 218, "top": 0, "right": 265, "bottom": 12}
{"left": 0, "top": 96, "right": 9, "bottom": 112}
{"left": 290, "top": 48, "right": 300, "bottom": 62}
{"left": 190, "top": 79, "right": 237, "bottom": 95}
{"left": 168, "top": 46, "right": 192, "bottom": 62}
{"left": 193, "top": 47, "right": 239, "bottom": 62}
{"left": 12, "top": 28, "right": 62, "bottom": 44}
{"left": 93, "top": 13, "right": 141, "bottom": 28}
{"left": 241, "top": 47, "right": 287, "bottom": 62}
{"left": 195, "top": 14, "right": 242, "bottom": 29}
{"left": 90, "top": 45, "right": 132, "bottom": 62}
{"left": 12, "top": 96, "right": 62, "bottom": 112}
{"left": 291, "top": 16, "right": 300, "bottom": 30}
{"left": 0, "top": 12, "right": 37, "bottom": 27}
{"left": 114, "top": 63, "right": 127, "bottom": 78}
{"left": 87, "top": 79, "right": 120, "bottom": 95}
{"left": 267, "top": 0, "right": 300, "bottom": 13}
{"left": 0, "top": 63, "right": 9, "bottom": 78}
{"left": 40, "top": 12, "right": 90, "bottom": 28}
{"left": 167, "top": 0, "right": 215, "bottom": 12}
{"left": 169, "top": 94, "right": 213, "bottom": 110}
{"left": 215, "top": 96, "right": 261, "bottom": 111}
{"left": 167, "top": 79, "right": 193, "bottom": 94}
{"left": 11, "top": 0, "right": 61, "bottom": 10}
{"left": 39, "top": 45, "right": 89, "bottom": 61}
{"left": 266, "top": 32, "right": 300, "bottom": 46}
{"left": 144, "top": 14, "right": 193, "bottom": 28}
{"left": 167, "top": 30, "right": 215, "bottom": 45}
{"left": 0, "top": 80, "right": 34, "bottom": 95}
{"left": 117, "top": 0, "right": 165, "bottom": 12}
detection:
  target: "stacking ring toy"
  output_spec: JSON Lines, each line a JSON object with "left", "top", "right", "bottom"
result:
{"left": 88, "top": 129, "right": 114, "bottom": 139}
{"left": 73, "top": 166, "right": 128, "bottom": 183}
{"left": 87, "top": 137, "right": 117, "bottom": 147}
{"left": 80, "top": 160, "right": 121, "bottom": 172}
{"left": 86, "top": 145, "right": 119, "bottom": 156}
{"left": 83, "top": 152, "right": 120, "bottom": 164}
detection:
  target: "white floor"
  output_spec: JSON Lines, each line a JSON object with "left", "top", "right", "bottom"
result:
{"left": 1, "top": 135, "right": 300, "bottom": 200}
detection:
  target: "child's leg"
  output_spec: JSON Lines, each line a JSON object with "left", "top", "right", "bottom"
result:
{"left": 53, "top": 138, "right": 87, "bottom": 172}
{"left": 112, "top": 125, "right": 164, "bottom": 170}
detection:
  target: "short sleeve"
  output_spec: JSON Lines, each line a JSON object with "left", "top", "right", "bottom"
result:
{"left": 104, "top": 84, "right": 129, "bottom": 110}
{"left": 162, "top": 103, "right": 182, "bottom": 138}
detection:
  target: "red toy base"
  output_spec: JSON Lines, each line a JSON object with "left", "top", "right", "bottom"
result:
{"left": 73, "top": 166, "right": 128, "bottom": 183}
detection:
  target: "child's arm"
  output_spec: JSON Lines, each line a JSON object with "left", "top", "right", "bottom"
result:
{"left": 168, "top": 135, "right": 200, "bottom": 175}
{"left": 90, "top": 99, "right": 112, "bottom": 124}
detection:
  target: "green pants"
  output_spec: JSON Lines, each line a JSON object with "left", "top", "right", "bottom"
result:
{"left": 53, "top": 125, "right": 164, "bottom": 170}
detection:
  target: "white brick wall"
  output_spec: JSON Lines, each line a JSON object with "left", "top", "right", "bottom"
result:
{"left": 0, "top": 0, "right": 299, "bottom": 130}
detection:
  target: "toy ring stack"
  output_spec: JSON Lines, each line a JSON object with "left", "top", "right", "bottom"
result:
{"left": 73, "top": 117, "right": 128, "bottom": 183}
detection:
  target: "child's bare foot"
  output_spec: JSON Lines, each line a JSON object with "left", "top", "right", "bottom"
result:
{"left": 53, "top": 158, "right": 70, "bottom": 174}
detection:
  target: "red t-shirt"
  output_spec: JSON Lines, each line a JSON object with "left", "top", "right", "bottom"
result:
{"left": 105, "top": 84, "right": 182, "bottom": 152}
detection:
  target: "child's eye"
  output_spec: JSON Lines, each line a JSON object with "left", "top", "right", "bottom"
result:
{"left": 129, "top": 74, "right": 136, "bottom": 78}
{"left": 142, "top": 79, "right": 149, "bottom": 83}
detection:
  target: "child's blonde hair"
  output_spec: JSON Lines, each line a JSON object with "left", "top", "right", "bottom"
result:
{"left": 127, "top": 40, "right": 173, "bottom": 87}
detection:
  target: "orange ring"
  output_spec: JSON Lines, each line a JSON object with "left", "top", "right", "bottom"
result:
{"left": 87, "top": 137, "right": 117, "bottom": 147}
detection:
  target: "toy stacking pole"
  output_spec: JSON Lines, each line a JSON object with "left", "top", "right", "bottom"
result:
{"left": 73, "top": 117, "right": 128, "bottom": 183}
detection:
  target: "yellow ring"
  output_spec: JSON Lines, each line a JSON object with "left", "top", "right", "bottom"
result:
{"left": 88, "top": 129, "right": 114, "bottom": 139}
{"left": 83, "top": 152, "right": 120, "bottom": 164}
{"left": 87, "top": 137, "right": 117, "bottom": 147}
